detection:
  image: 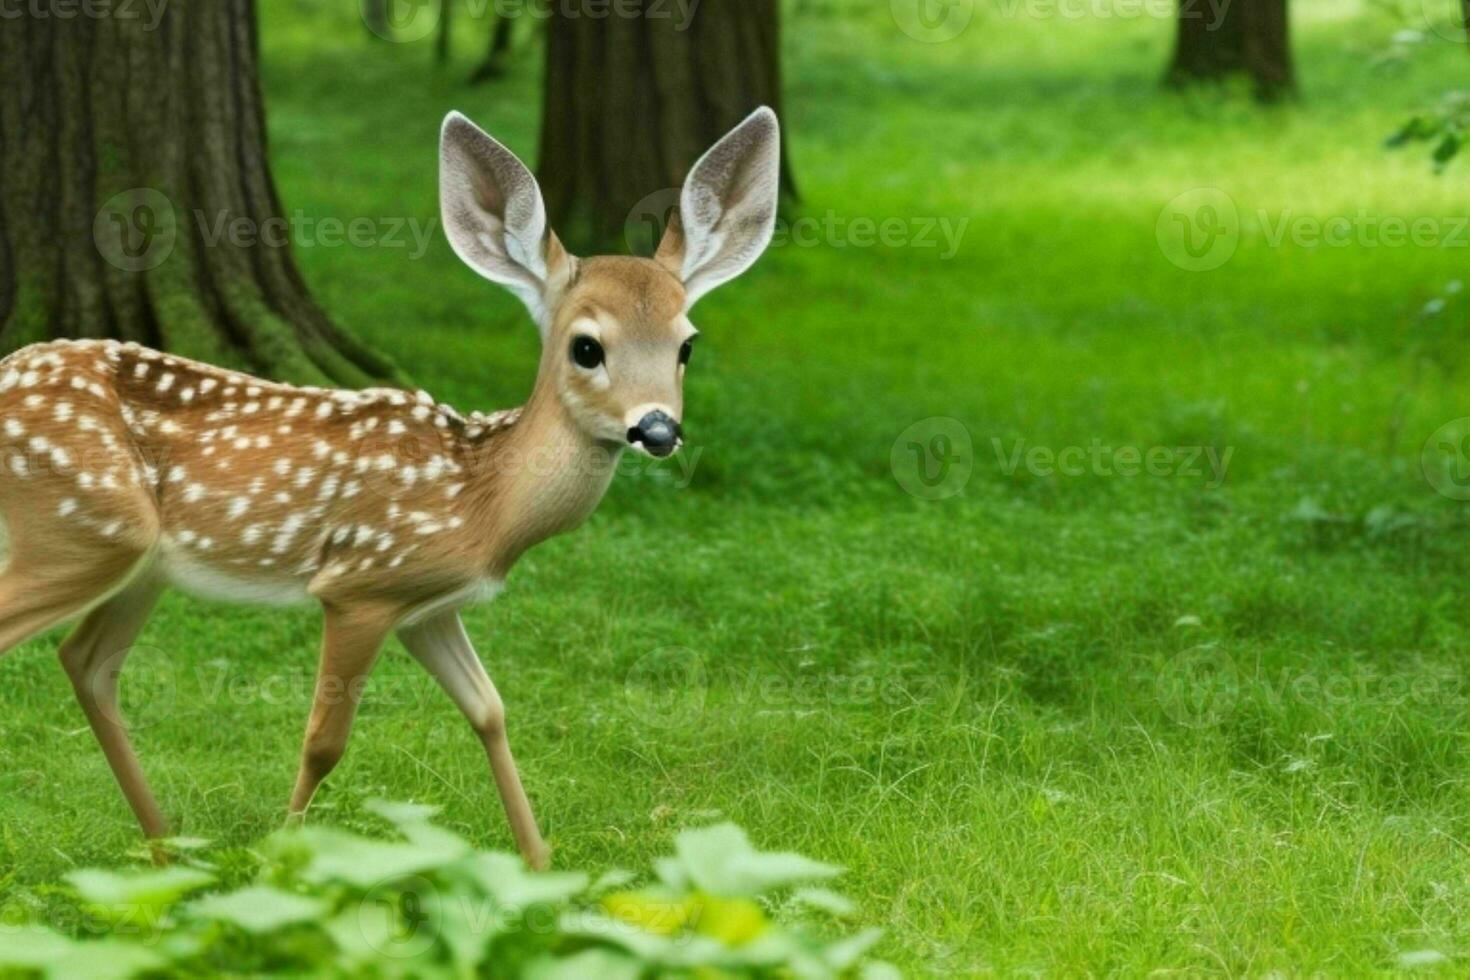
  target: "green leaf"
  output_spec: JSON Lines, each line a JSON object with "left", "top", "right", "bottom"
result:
{"left": 365, "top": 799, "right": 442, "bottom": 827}
{"left": 294, "top": 826, "right": 469, "bottom": 888}
{"left": 187, "top": 884, "right": 327, "bottom": 933}
{"left": 792, "top": 886, "right": 856, "bottom": 917}
{"left": 675, "top": 823, "right": 842, "bottom": 897}
{"left": 458, "top": 852, "right": 588, "bottom": 908}
{"left": 652, "top": 856, "right": 689, "bottom": 891}
{"left": 1433, "top": 132, "right": 1462, "bottom": 166}
{"left": 822, "top": 927, "right": 885, "bottom": 970}
{"left": 524, "top": 948, "right": 643, "bottom": 980}
{"left": 159, "top": 836, "right": 213, "bottom": 851}
{"left": 589, "top": 868, "right": 639, "bottom": 895}
{"left": 64, "top": 866, "right": 215, "bottom": 910}
{"left": 47, "top": 940, "right": 164, "bottom": 980}
{"left": 0, "top": 925, "right": 74, "bottom": 967}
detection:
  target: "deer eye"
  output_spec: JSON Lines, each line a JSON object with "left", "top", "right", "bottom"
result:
{"left": 571, "top": 336, "right": 604, "bottom": 370}
{"left": 678, "top": 339, "right": 694, "bottom": 366}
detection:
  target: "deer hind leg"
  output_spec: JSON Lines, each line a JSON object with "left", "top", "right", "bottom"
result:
{"left": 288, "top": 603, "right": 396, "bottom": 817}
{"left": 58, "top": 570, "right": 169, "bottom": 839}
{"left": 0, "top": 482, "right": 167, "bottom": 836}
{"left": 397, "top": 611, "right": 549, "bottom": 869}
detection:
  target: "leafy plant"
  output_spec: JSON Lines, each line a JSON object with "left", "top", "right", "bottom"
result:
{"left": 1385, "top": 91, "right": 1470, "bottom": 171}
{"left": 0, "top": 803, "right": 896, "bottom": 979}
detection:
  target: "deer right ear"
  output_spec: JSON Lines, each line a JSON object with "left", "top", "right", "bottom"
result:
{"left": 440, "top": 111, "right": 569, "bottom": 328}
{"left": 656, "top": 107, "right": 781, "bottom": 310}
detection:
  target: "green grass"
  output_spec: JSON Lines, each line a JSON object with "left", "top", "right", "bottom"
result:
{"left": 7, "top": 0, "right": 1470, "bottom": 972}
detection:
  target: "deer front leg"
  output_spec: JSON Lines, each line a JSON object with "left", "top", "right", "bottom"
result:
{"left": 288, "top": 603, "right": 395, "bottom": 816}
{"left": 397, "top": 611, "right": 549, "bottom": 870}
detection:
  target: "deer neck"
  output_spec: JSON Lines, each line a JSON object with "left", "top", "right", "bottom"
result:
{"left": 465, "top": 378, "right": 621, "bottom": 578}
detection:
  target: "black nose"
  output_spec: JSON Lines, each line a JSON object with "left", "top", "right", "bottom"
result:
{"left": 628, "top": 410, "right": 682, "bottom": 457}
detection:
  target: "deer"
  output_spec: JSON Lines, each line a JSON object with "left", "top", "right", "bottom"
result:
{"left": 0, "top": 107, "right": 781, "bottom": 869}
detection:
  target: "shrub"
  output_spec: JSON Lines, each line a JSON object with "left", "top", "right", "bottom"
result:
{"left": 0, "top": 802, "right": 897, "bottom": 979}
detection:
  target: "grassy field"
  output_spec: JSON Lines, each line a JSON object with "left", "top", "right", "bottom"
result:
{"left": 7, "top": 0, "right": 1470, "bottom": 972}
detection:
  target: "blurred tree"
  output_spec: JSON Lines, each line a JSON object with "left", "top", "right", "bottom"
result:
{"left": 363, "top": 0, "right": 389, "bottom": 39}
{"left": 0, "top": 1, "right": 397, "bottom": 384}
{"left": 468, "top": 14, "right": 517, "bottom": 83}
{"left": 537, "top": 0, "right": 796, "bottom": 248}
{"left": 1166, "top": 0, "right": 1295, "bottom": 101}
{"left": 436, "top": 0, "right": 452, "bottom": 65}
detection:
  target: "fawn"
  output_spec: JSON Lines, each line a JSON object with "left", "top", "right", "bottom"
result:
{"left": 0, "top": 108, "right": 781, "bottom": 868}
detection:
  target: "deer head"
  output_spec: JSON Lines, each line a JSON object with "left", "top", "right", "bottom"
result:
{"left": 439, "top": 108, "right": 781, "bottom": 459}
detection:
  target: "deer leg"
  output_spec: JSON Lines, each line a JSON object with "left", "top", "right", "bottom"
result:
{"left": 288, "top": 603, "right": 395, "bottom": 816}
{"left": 58, "top": 570, "right": 169, "bottom": 839}
{"left": 397, "top": 611, "right": 548, "bottom": 869}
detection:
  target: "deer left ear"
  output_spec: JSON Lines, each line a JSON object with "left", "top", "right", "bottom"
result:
{"left": 440, "top": 111, "right": 572, "bottom": 330}
{"left": 656, "top": 107, "right": 781, "bottom": 310}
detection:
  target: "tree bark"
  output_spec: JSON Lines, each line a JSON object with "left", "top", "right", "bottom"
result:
{"left": 537, "top": 0, "right": 796, "bottom": 250}
{"left": 1166, "top": 0, "right": 1294, "bottom": 101}
{"left": 0, "top": 0, "right": 399, "bottom": 386}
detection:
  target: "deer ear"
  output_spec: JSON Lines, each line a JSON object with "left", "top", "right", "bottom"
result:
{"left": 656, "top": 107, "right": 781, "bottom": 309}
{"left": 440, "top": 111, "right": 569, "bottom": 328}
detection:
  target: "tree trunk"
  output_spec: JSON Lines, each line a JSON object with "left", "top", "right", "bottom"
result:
{"left": 1166, "top": 0, "right": 1294, "bottom": 101}
{"left": 435, "top": 0, "right": 452, "bottom": 65}
{"left": 0, "top": 0, "right": 399, "bottom": 386}
{"left": 363, "top": 0, "right": 389, "bottom": 39}
{"left": 537, "top": 0, "right": 796, "bottom": 251}
{"left": 468, "top": 14, "right": 516, "bottom": 84}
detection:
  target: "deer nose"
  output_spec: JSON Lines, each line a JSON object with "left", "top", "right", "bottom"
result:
{"left": 628, "top": 410, "right": 682, "bottom": 457}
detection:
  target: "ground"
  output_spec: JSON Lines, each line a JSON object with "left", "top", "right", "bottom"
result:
{"left": 4, "top": 0, "right": 1470, "bottom": 973}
